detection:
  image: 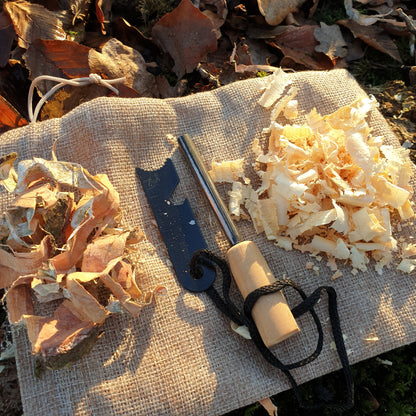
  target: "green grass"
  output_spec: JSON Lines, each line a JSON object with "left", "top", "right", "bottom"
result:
{"left": 313, "top": 0, "right": 347, "bottom": 25}
{"left": 349, "top": 37, "right": 412, "bottom": 87}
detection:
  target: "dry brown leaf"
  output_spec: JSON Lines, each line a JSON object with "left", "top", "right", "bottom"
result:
{"left": 200, "top": 0, "right": 228, "bottom": 39}
{"left": 202, "top": 10, "right": 223, "bottom": 39}
{"left": 200, "top": 0, "right": 227, "bottom": 21}
{"left": 0, "top": 96, "right": 27, "bottom": 134}
{"left": 344, "top": 0, "right": 394, "bottom": 26}
{"left": 268, "top": 25, "right": 342, "bottom": 70}
{"left": 112, "top": 17, "right": 160, "bottom": 58}
{"left": 95, "top": 0, "right": 112, "bottom": 35}
{"left": 24, "top": 39, "right": 91, "bottom": 95}
{"left": 151, "top": 0, "right": 218, "bottom": 78}
{"left": 39, "top": 82, "right": 140, "bottom": 121}
{"left": 0, "top": 11, "right": 15, "bottom": 68}
{"left": 338, "top": 19, "right": 402, "bottom": 62}
{"left": 257, "top": 0, "right": 308, "bottom": 26}
{"left": 88, "top": 38, "right": 158, "bottom": 97}
{"left": 4, "top": 0, "right": 66, "bottom": 50}
{"left": 314, "top": 22, "right": 347, "bottom": 60}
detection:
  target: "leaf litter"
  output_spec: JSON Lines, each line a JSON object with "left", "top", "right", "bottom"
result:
{"left": 0, "top": 0, "right": 414, "bottom": 132}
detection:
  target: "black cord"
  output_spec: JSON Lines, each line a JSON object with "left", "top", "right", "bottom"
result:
{"left": 189, "top": 249, "right": 354, "bottom": 411}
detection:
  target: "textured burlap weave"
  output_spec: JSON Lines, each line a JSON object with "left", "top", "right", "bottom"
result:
{"left": 1, "top": 69, "right": 416, "bottom": 415}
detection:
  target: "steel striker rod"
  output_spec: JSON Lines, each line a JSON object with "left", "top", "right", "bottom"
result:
{"left": 178, "top": 134, "right": 242, "bottom": 246}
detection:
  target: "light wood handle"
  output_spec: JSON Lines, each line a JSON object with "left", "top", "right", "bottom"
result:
{"left": 226, "top": 241, "right": 300, "bottom": 347}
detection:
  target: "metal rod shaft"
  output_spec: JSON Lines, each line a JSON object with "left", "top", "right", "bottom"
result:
{"left": 178, "top": 134, "right": 242, "bottom": 246}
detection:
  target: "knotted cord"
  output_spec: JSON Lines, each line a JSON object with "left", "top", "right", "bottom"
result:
{"left": 28, "top": 74, "right": 126, "bottom": 123}
{"left": 190, "top": 248, "right": 354, "bottom": 411}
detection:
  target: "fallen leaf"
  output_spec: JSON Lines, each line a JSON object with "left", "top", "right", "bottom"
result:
{"left": 0, "top": 11, "right": 15, "bottom": 68}
{"left": 40, "top": 82, "right": 140, "bottom": 121}
{"left": 151, "top": 0, "right": 218, "bottom": 78}
{"left": 0, "top": 266, "right": 19, "bottom": 294}
{"left": 379, "top": 19, "right": 409, "bottom": 38}
{"left": 344, "top": 0, "right": 393, "bottom": 26}
{"left": 247, "top": 25, "right": 287, "bottom": 39}
{"left": 112, "top": 17, "right": 161, "bottom": 61}
{"left": 355, "top": 0, "right": 387, "bottom": 4}
{"left": 95, "top": 0, "right": 112, "bottom": 35}
{"left": 257, "top": 0, "right": 308, "bottom": 26}
{"left": 88, "top": 38, "right": 158, "bottom": 97}
{"left": 338, "top": 19, "right": 402, "bottom": 62}
{"left": 314, "top": 22, "right": 347, "bottom": 60}
{"left": 4, "top": 0, "right": 66, "bottom": 50}
{"left": 20, "top": 37, "right": 139, "bottom": 120}
{"left": 343, "top": 31, "right": 366, "bottom": 62}
{"left": 0, "top": 96, "right": 28, "bottom": 134}
{"left": 202, "top": 9, "right": 224, "bottom": 39}
{"left": 200, "top": 0, "right": 227, "bottom": 21}
{"left": 268, "top": 25, "right": 342, "bottom": 70}
{"left": 24, "top": 39, "right": 91, "bottom": 95}
{"left": 0, "top": 62, "right": 33, "bottom": 119}
{"left": 200, "top": 0, "right": 228, "bottom": 39}
{"left": 95, "top": 0, "right": 105, "bottom": 34}
{"left": 307, "top": 0, "right": 320, "bottom": 18}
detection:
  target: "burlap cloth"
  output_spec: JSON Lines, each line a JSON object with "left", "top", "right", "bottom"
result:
{"left": 1, "top": 69, "right": 416, "bottom": 415}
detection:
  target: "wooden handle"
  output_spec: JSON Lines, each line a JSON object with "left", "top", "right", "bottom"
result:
{"left": 226, "top": 241, "right": 299, "bottom": 347}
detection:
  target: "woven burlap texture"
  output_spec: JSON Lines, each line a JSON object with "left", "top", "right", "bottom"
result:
{"left": 1, "top": 69, "right": 416, "bottom": 416}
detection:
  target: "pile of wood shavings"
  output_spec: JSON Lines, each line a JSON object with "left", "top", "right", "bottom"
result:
{"left": 0, "top": 153, "right": 165, "bottom": 370}
{"left": 209, "top": 70, "right": 416, "bottom": 277}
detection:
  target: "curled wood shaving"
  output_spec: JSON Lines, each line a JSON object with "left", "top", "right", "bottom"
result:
{"left": 211, "top": 89, "right": 415, "bottom": 276}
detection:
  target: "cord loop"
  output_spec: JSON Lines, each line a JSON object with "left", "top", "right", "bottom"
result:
{"left": 28, "top": 74, "right": 126, "bottom": 123}
{"left": 190, "top": 249, "right": 354, "bottom": 411}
